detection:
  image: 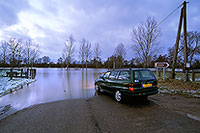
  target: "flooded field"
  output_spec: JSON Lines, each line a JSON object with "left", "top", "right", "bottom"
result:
{"left": 0, "top": 68, "right": 106, "bottom": 112}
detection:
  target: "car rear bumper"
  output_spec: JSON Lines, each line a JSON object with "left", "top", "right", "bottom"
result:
{"left": 121, "top": 87, "right": 159, "bottom": 97}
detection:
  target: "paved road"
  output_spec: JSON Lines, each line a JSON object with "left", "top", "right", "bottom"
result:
{"left": 0, "top": 93, "right": 200, "bottom": 132}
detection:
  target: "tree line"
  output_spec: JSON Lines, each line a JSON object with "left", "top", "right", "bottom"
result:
{"left": 0, "top": 38, "right": 40, "bottom": 68}
{"left": 0, "top": 17, "right": 200, "bottom": 69}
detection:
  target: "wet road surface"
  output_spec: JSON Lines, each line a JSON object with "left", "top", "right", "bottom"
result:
{"left": 0, "top": 93, "right": 200, "bottom": 132}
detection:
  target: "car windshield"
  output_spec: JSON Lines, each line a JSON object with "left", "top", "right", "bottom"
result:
{"left": 134, "top": 70, "right": 155, "bottom": 80}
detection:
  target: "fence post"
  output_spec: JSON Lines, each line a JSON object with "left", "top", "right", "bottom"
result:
{"left": 192, "top": 69, "right": 195, "bottom": 82}
{"left": 156, "top": 68, "right": 158, "bottom": 79}
{"left": 163, "top": 68, "right": 165, "bottom": 81}
{"left": 26, "top": 69, "right": 29, "bottom": 79}
{"left": 21, "top": 69, "right": 23, "bottom": 77}
{"left": 30, "top": 69, "right": 32, "bottom": 78}
{"left": 34, "top": 69, "right": 36, "bottom": 79}
{"left": 10, "top": 68, "right": 13, "bottom": 80}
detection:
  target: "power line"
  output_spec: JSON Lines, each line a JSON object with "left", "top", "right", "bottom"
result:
{"left": 155, "top": 3, "right": 183, "bottom": 29}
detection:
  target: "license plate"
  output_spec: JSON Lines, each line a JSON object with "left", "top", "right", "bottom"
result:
{"left": 142, "top": 84, "right": 152, "bottom": 88}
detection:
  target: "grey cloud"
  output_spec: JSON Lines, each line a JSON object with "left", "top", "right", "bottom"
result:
{"left": 0, "top": 0, "right": 30, "bottom": 28}
{"left": 1, "top": 0, "right": 200, "bottom": 61}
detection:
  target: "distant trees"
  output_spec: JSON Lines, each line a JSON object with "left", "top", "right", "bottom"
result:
{"left": 114, "top": 43, "right": 126, "bottom": 58}
{"left": 104, "top": 55, "right": 116, "bottom": 69}
{"left": 1, "top": 29, "right": 199, "bottom": 69}
{"left": 23, "top": 39, "right": 40, "bottom": 68}
{"left": 79, "top": 38, "right": 86, "bottom": 68}
{"left": 131, "top": 17, "right": 161, "bottom": 67}
{"left": 7, "top": 38, "right": 22, "bottom": 68}
{"left": 63, "top": 35, "right": 75, "bottom": 69}
{"left": 57, "top": 57, "right": 63, "bottom": 67}
{"left": 41, "top": 56, "right": 51, "bottom": 64}
{"left": 167, "top": 31, "right": 200, "bottom": 68}
{"left": 93, "top": 43, "right": 102, "bottom": 68}
{"left": 113, "top": 43, "right": 126, "bottom": 68}
{"left": 0, "top": 38, "right": 40, "bottom": 67}
{"left": 167, "top": 47, "right": 182, "bottom": 67}
{"left": 85, "top": 40, "right": 92, "bottom": 69}
{"left": 78, "top": 38, "right": 93, "bottom": 69}
{"left": 179, "top": 31, "right": 200, "bottom": 65}
{"left": 0, "top": 40, "right": 8, "bottom": 64}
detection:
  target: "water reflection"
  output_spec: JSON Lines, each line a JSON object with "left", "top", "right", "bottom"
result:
{"left": 0, "top": 68, "right": 107, "bottom": 111}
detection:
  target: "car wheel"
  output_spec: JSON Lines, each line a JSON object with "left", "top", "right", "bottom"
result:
{"left": 115, "top": 91, "right": 122, "bottom": 102}
{"left": 95, "top": 84, "right": 101, "bottom": 95}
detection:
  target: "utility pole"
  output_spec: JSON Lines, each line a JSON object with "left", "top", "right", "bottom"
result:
{"left": 183, "top": 1, "right": 189, "bottom": 82}
{"left": 171, "top": 8, "right": 183, "bottom": 79}
{"left": 171, "top": 1, "right": 189, "bottom": 82}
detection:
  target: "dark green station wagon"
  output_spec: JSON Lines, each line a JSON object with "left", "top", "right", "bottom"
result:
{"left": 95, "top": 69, "right": 158, "bottom": 102}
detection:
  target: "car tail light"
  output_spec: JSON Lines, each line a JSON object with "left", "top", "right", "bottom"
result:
{"left": 129, "top": 87, "right": 135, "bottom": 91}
{"left": 156, "top": 81, "right": 158, "bottom": 87}
{"left": 156, "top": 85, "right": 158, "bottom": 87}
{"left": 129, "top": 84, "right": 134, "bottom": 91}
{"left": 129, "top": 83, "right": 134, "bottom": 87}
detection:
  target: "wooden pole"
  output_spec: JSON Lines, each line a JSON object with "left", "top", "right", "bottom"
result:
{"left": 171, "top": 7, "right": 183, "bottom": 79}
{"left": 183, "top": 1, "right": 189, "bottom": 82}
{"left": 192, "top": 69, "right": 195, "bottom": 81}
{"left": 163, "top": 68, "right": 165, "bottom": 80}
{"left": 21, "top": 69, "right": 23, "bottom": 77}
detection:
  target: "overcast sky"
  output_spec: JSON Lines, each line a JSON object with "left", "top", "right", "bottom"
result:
{"left": 0, "top": 0, "right": 200, "bottom": 62}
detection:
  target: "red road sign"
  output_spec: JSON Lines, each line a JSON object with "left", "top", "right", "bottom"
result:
{"left": 155, "top": 62, "right": 169, "bottom": 68}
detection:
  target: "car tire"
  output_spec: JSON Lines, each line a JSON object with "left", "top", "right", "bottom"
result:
{"left": 95, "top": 84, "right": 102, "bottom": 95}
{"left": 115, "top": 90, "right": 123, "bottom": 102}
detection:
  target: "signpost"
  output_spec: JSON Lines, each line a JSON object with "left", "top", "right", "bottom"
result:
{"left": 155, "top": 62, "right": 169, "bottom": 80}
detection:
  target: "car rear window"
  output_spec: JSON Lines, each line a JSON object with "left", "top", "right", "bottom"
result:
{"left": 134, "top": 70, "right": 155, "bottom": 80}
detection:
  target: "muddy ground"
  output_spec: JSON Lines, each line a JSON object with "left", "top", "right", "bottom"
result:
{"left": 0, "top": 93, "right": 200, "bottom": 132}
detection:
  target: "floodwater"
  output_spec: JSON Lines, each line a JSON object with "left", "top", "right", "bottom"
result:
{"left": 0, "top": 68, "right": 106, "bottom": 113}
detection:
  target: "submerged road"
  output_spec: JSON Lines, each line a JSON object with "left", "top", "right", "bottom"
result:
{"left": 0, "top": 93, "right": 200, "bottom": 132}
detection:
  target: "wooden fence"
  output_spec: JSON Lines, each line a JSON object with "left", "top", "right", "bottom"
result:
{"left": 0, "top": 68, "right": 36, "bottom": 79}
{"left": 153, "top": 69, "right": 200, "bottom": 82}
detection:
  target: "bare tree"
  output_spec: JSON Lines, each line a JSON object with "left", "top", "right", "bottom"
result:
{"left": 30, "top": 43, "right": 40, "bottom": 68}
{"left": 23, "top": 39, "right": 40, "bottom": 68}
{"left": 180, "top": 31, "right": 200, "bottom": 65}
{"left": 85, "top": 40, "right": 92, "bottom": 70}
{"left": 131, "top": 17, "right": 161, "bottom": 67}
{"left": 23, "top": 39, "right": 32, "bottom": 68}
{"left": 0, "top": 40, "right": 8, "bottom": 64}
{"left": 16, "top": 41, "right": 23, "bottom": 67}
{"left": 57, "top": 57, "right": 63, "bottom": 67}
{"left": 94, "top": 43, "right": 101, "bottom": 61}
{"left": 63, "top": 35, "right": 75, "bottom": 69}
{"left": 93, "top": 43, "right": 101, "bottom": 68}
{"left": 114, "top": 43, "right": 126, "bottom": 68}
{"left": 167, "top": 46, "right": 182, "bottom": 67}
{"left": 6, "top": 38, "right": 22, "bottom": 79}
{"left": 79, "top": 38, "right": 86, "bottom": 68}
{"left": 114, "top": 43, "right": 126, "bottom": 59}
{"left": 7, "top": 38, "right": 22, "bottom": 68}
